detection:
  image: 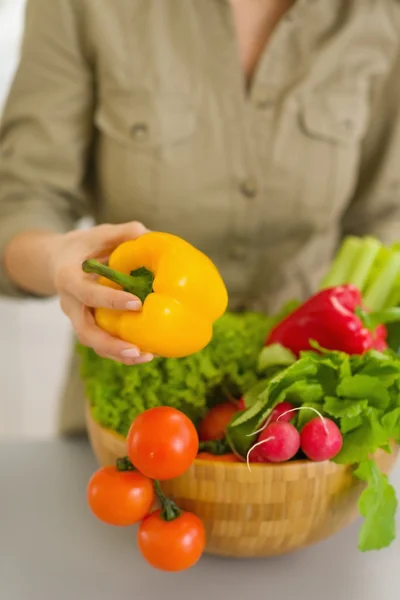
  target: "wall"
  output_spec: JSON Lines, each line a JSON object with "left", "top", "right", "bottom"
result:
{"left": 0, "top": 0, "right": 72, "bottom": 438}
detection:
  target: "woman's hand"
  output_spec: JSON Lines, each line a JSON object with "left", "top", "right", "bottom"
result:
{"left": 49, "top": 221, "right": 154, "bottom": 365}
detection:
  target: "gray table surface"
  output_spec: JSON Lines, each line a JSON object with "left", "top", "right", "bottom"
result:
{"left": 0, "top": 439, "right": 399, "bottom": 600}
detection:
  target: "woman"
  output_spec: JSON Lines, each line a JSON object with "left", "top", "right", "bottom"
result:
{"left": 1, "top": 0, "right": 400, "bottom": 433}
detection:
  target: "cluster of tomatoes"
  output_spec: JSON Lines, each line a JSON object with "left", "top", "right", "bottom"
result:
{"left": 87, "top": 406, "right": 206, "bottom": 572}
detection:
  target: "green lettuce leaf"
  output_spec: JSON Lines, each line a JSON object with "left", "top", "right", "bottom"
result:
{"left": 258, "top": 344, "right": 296, "bottom": 371}
{"left": 340, "top": 414, "right": 364, "bottom": 435}
{"left": 323, "top": 397, "right": 368, "bottom": 419}
{"left": 79, "top": 311, "right": 273, "bottom": 436}
{"left": 337, "top": 374, "right": 390, "bottom": 410}
{"left": 354, "top": 460, "right": 398, "bottom": 551}
{"left": 382, "top": 408, "right": 400, "bottom": 441}
{"left": 334, "top": 411, "right": 388, "bottom": 465}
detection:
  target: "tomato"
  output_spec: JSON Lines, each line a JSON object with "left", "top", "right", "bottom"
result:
{"left": 196, "top": 452, "right": 239, "bottom": 462}
{"left": 127, "top": 407, "right": 198, "bottom": 480}
{"left": 198, "top": 402, "right": 238, "bottom": 442}
{"left": 87, "top": 466, "right": 154, "bottom": 526}
{"left": 138, "top": 509, "right": 205, "bottom": 572}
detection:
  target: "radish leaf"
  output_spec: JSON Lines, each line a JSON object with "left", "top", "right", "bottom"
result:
{"left": 354, "top": 459, "right": 398, "bottom": 551}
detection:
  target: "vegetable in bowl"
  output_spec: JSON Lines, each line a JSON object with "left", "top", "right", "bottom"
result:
{"left": 81, "top": 234, "right": 400, "bottom": 562}
{"left": 78, "top": 310, "right": 277, "bottom": 436}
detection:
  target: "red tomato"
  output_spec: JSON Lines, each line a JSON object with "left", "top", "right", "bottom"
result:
{"left": 198, "top": 402, "right": 238, "bottom": 442}
{"left": 196, "top": 452, "right": 239, "bottom": 462}
{"left": 127, "top": 407, "right": 198, "bottom": 480}
{"left": 138, "top": 509, "right": 205, "bottom": 572}
{"left": 87, "top": 466, "right": 154, "bottom": 526}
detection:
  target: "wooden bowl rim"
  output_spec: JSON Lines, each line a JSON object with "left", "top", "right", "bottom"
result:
{"left": 87, "top": 405, "right": 351, "bottom": 474}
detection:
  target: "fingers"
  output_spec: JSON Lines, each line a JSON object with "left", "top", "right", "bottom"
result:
{"left": 61, "top": 268, "right": 142, "bottom": 311}
{"left": 91, "top": 221, "right": 150, "bottom": 252}
{"left": 60, "top": 295, "right": 154, "bottom": 365}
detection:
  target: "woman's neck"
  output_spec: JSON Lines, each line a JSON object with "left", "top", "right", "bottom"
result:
{"left": 229, "top": 0, "right": 296, "bottom": 83}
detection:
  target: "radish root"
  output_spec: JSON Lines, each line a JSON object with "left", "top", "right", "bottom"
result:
{"left": 248, "top": 405, "right": 329, "bottom": 438}
{"left": 246, "top": 406, "right": 330, "bottom": 472}
{"left": 276, "top": 406, "right": 329, "bottom": 435}
{"left": 246, "top": 437, "right": 274, "bottom": 472}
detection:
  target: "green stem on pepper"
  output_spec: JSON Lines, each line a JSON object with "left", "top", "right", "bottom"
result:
{"left": 82, "top": 259, "right": 154, "bottom": 303}
{"left": 356, "top": 306, "right": 400, "bottom": 332}
{"left": 153, "top": 480, "right": 182, "bottom": 522}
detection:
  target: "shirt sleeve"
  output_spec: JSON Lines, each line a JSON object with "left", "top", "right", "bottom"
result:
{"left": 0, "top": 0, "right": 94, "bottom": 297}
{"left": 342, "top": 42, "right": 400, "bottom": 244}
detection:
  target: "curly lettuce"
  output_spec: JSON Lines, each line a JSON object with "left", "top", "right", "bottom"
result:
{"left": 78, "top": 311, "right": 274, "bottom": 436}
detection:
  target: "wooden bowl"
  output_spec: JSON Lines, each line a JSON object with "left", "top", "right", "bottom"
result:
{"left": 86, "top": 406, "right": 398, "bottom": 558}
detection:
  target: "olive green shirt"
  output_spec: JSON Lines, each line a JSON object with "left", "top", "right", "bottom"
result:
{"left": 1, "top": 0, "right": 400, "bottom": 433}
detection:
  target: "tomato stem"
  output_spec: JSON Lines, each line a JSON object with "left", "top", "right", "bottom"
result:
{"left": 154, "top": 480, "right": 182, "bottom": 522}
{"left": 198, "top": 439, "right": 230, "bottom": 455}
{"left": 116, "top": 456, "right": 135, "bottom": 472}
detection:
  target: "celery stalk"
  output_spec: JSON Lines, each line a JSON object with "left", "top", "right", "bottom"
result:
{"left": 383, "top": 285, "right": 400, "bottom": 311}
{"left": 363, "top": 252, "right": 400, "bottom": 311}
{"left": 320, "top": 237, "right": 377, "bottom": 290}
{"left": 346, "top": 237, "right": 382, "bottom": 291}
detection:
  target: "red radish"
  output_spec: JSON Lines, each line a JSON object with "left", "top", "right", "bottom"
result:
{"left": 300, "top": 417, "right": 343, "bottom": 461}
{"left": 248, "top": 422, "right": 300, "bottom": 464}
{"left": 237, "top": 397, "right": 246, "bottom": 411}
{"left": 270, "top": 401, "right": 295, "bottom": 423}
{"left": 248, "top": 446, "right": 268, "bottom": 463}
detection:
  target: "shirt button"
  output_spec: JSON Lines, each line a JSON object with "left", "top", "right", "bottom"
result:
{"left": 0, "top": 144, "right": 14, "bottom": 158}
{"left": 130, "top": 123, "right": 149, "bottom": 141}
{"left": 255, "top": 98, "right": 274, "bottom": 109}
{"left": 239, "top": 178, "right": 258, "bottom": 198}
{"left": 230, "top": 244, "right": 247, "bottom": 260}
{"left": 341, "top": 117, "right": 354, "bottom": 134}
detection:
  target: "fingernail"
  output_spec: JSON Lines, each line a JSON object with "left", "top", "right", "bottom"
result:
{"left": 121, "top": 347, "right": 141, "bottom": 358}
{"left": 126, "top": 300, "right": 142, "bottom": 311}
{"left": 133, "top": 353, "right": 154, "bottom": 364}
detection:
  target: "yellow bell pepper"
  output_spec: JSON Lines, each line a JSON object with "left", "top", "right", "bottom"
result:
{"left": 82, "top": 232, "right": 228, "bottom": 358}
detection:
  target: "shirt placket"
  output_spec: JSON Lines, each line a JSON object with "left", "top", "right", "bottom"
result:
{"left": 223, "top": 11, "right": 306, "bottom": 305}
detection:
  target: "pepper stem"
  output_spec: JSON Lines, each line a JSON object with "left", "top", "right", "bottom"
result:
{"left": 82, "top": 259, "right": 154, "bottom": 303}
{"left": 198, "top": 439, "right": 230, "bottom": 455}
{"left": 357, "top": 306, "right": 400, "bottom": 331}
{"left": 153, "top": 480, "right": 182, "bottom": 522}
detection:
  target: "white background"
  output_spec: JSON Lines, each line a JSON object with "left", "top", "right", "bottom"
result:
{"left": 0, "top": 0, "right": 72, "bottom": 438}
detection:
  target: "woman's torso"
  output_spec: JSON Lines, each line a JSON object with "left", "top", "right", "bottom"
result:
{"left": 57, "top": 0, "right": 400, "bottom": 433}
{"left": 84, "top": 0, "right": 400, "bottom": 314}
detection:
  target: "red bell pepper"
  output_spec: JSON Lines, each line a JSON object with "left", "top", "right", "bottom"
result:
{"left": 266, "top": 285, "right": 387, "bottom": 356}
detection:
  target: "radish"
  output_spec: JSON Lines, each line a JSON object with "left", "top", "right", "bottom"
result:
{"left": 300, "top": 417, "right": 343, "bottom": 461}
{"left": 270, "top": 401, "right": 295, "bottom": 423}
{"left": 248, "top": 446, "right": 267, "bottom": 463}
{"left": 237, "top": 397, "right": 245, "bottom": 411}
{"left": 247, "top": 421, "right": 300, "bottom": 466}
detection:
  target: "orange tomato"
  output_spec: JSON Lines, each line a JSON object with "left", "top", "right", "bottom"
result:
{"left": 127, "top": 407, "right": 199, "bottom": 480}
{"left": 198, "top": 402, "right": 238, "bottom": 442}
{"left": 138, "top": 509, "right": 205, "bottom": 572}
{"left": 87, "top": 466, "right": 154, "bottom": 526}
{"left": 196, "top": 452, "right": 239, "bottom": 462}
